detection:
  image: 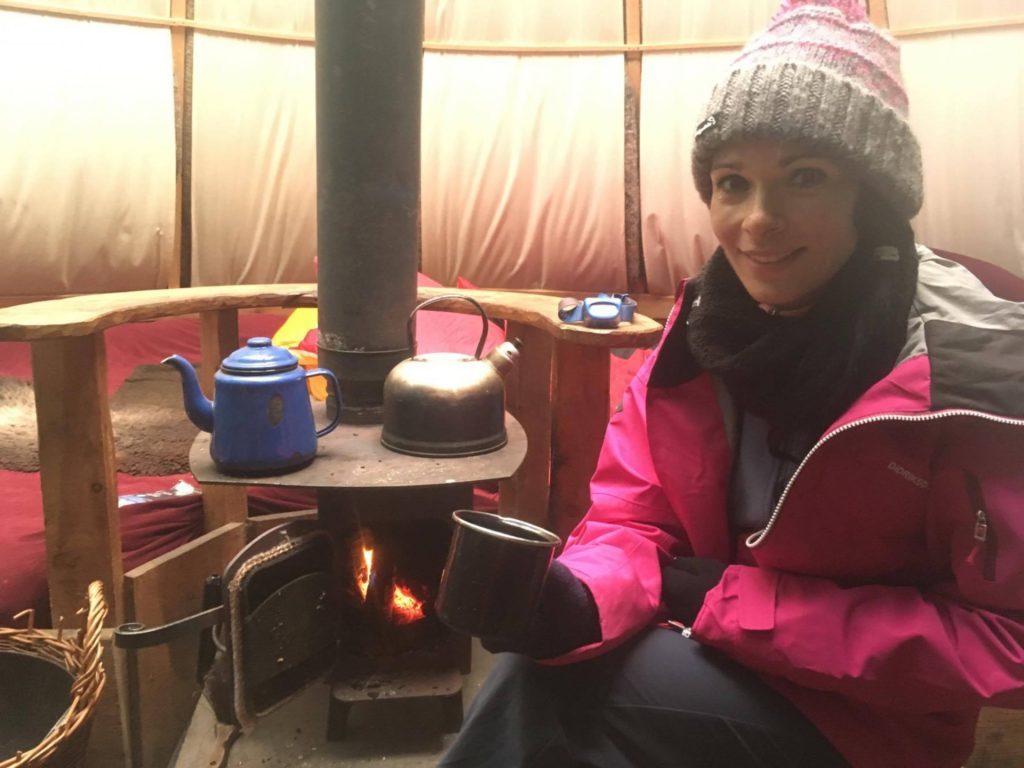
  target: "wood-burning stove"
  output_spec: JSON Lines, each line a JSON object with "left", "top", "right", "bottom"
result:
{"left": 186, "top": 420, "right": 526, "bottom": 737}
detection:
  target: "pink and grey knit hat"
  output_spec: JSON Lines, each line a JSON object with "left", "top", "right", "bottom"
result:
{"left": 691, "top": 0, "right": 923, "bottom": 219}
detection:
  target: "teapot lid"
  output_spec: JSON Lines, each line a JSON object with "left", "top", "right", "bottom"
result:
{"left": 221, "top": 337, "right": 299, "bottom": 374}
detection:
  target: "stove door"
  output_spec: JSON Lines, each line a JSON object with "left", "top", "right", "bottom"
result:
{"left": 209, "top": 520, "right": 338, "bottom": 728}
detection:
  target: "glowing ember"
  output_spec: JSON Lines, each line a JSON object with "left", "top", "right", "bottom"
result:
{"left": 356, "top": 547, "right": 373, "bottom": 600}
{"left": 391, "top": 583, "right": 425, "bottom": 624}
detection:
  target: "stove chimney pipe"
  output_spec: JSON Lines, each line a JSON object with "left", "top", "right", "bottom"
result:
{"left": 314, "top": 1, "right": 424, "bottom": 423}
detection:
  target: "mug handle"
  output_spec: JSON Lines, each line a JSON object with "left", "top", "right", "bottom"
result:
{"left": 305, "top": 368, "right": 342, "bottom": 437}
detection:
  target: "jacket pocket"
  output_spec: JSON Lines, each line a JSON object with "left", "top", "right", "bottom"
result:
{"left": 964, "top": 470, "right": 997, "bottom": 582}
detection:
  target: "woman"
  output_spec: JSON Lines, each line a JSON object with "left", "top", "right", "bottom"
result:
{"left": 440, "top": 2, "right": 1024, "bottom": 766}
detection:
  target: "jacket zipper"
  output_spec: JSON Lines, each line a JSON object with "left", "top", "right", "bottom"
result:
{"left": 964, "top": 470, "right": 998, "bottom": 582}
{"left": 746, "top": 409, "right": 1024, "bottom": 549}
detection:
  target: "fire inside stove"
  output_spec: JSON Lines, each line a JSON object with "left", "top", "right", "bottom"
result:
{"left": 355, "top": 544, "right": 426, "bottom": 625}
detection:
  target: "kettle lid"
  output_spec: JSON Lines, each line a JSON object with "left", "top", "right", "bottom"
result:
{"left": 221, "top": 337, "right": 299, "bottom": 374}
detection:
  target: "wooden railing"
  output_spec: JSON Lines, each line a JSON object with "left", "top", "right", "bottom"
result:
{"left": 0, "top": 285, "right": 663, "bottom": 625}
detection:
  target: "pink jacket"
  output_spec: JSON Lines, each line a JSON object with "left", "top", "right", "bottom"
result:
{"left": 555, "top": 249, "right": 1024, "bottom": 768}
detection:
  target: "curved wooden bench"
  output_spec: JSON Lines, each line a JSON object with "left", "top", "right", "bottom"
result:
{"left": 0, "top": 285, "right": 663, "bottom": 624}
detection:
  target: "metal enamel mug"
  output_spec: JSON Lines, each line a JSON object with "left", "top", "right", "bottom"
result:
{"left": 435, "top": 510, "right": 561, "bottom": 639}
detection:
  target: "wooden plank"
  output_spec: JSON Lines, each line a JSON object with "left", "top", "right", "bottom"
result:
{"left": 86, "top": 629, "right": 130, "bottom": 768}
{"left": 966, "top": 708, "right": 1024, "bottom": 768}
{"left": 549, "top": 342, "right": 611, "bottom": 539}
{"left": 414, "top": 288, "right": 663, "bottom": 347}
{"left": 0, "top": 284, "right": 318, "bottom": 341}
{"left": 121, "top": 522, "right": 247, "bottom": 768}
{"left": 498, "top": 287, "right": 675, "bottom": 322}
{"left": 0, "top": 285, "right": 662, "bottom": 348}
{"left": 31, "top": 333, "right": 122, "bottom": 625}
{"left": 499, "top": 323, "right": 553, "bottom": 527}
{"left": 199, "top": 307, "right": 239, "bottom": 396}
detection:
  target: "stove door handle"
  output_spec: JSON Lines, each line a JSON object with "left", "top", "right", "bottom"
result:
{"left": 113, "top": 604, "right": 226, "bottom": 649}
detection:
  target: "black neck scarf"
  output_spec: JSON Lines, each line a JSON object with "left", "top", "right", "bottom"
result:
{"left": 686, "top": 233, "right": 919, "bottom": 441}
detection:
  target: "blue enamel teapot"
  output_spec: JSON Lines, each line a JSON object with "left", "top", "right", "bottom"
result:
{"left": 164, "top": 338, "right": 341, "bottom": 475}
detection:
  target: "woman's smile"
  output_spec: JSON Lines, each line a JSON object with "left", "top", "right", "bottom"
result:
{"left": 740, "top": 247, "right": 805, "bottom": 265}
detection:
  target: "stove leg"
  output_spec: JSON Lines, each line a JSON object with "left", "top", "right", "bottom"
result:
{"left": 326, "top": 697, "right": 351, "bottom": 742}
{"left": 441, "top": 691, "right": 464, "bottom": 733}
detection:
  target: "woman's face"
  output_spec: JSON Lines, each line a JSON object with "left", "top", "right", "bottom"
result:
{"left": 708, "top": 139, "right": 859, "bottom": 313}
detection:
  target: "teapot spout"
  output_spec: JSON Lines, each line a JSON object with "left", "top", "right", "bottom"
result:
{"left": 484, "top": 339, "right": 521, "bottom": 379}
{"left": 162, "top": 354, "right": 214, "bottom": 433}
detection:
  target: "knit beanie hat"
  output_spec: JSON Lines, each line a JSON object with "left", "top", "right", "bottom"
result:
{"left": 691, "top": 0, "right": 922, "bottom": 219}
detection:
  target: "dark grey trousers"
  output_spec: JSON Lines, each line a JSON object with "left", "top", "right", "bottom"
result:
{"left": 439, "top": 628, "right": 850, "bottom": 768}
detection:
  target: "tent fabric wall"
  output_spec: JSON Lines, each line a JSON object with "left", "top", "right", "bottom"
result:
{"left": 0, "top": 7, "right": 175, "bottom": 297}
{"left": 421, "top": 0, "right": 626, "bottom": 291}
{"left": 190, "top": 34, "right": 317, "bottom": 286}
{"left": 189, "top": 0, "right": 315, "bottom": 286}
{"left": 0, "top": 0, "right": 1022, "bottom": 297}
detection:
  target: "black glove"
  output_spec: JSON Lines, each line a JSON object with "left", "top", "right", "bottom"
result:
{"left": 481, "top": 561, "right": 601, "bottom": 660}
{"left": 660, "top": 557, "right": 727, "bottom": 625}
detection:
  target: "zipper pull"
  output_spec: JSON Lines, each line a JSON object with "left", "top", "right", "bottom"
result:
{"left": 974, "top": 510, "right": 988, "bottom": 543}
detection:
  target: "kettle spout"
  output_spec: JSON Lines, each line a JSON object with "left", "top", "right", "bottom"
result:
{"left": 162, "top": 354, "right": 214, "bottom": 433}
{"left": 484, "top": 339, "right": 521, "bottom": 378}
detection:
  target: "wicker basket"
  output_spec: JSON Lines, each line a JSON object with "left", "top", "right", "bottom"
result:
{"left": 0, "top": 582, "right": 108, "bottom": 768}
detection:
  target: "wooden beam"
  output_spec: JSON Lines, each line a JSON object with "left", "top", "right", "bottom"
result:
{"left": 169, "top": 0, "right": 194, "bottom": 288}
{"left": 0, "top": 285, "right": 663, "bottom": 349}
{"left": 623, "top": 0, "right": 647, "bottom": 295}
{"left": 500, "top": 323, "right": 553, "bottom": 527}
{"left": 120, "top": 522, "right": 247, "bottom": 768}
{"left": 199, "top": 307, "right": 239, "bottom": 397}
{"left": 549, "top": 342, "right": 610, "bottom": 539}
{"left": 31, "top": 333, "right": 122, "bottom": 625}
{"left": 0, "top": 285, "right": 318, "bottom": 341}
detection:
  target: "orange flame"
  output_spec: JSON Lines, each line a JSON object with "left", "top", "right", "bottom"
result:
{"left": 354, "top": 542, "right": 426, "bottom": 624}
{"left": 356, "top": 547, "right": 373, "bottom": 600}
{"left": 391, "top": 582, "right": 425, "bottom": 624}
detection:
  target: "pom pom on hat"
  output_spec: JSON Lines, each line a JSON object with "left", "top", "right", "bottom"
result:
{"left": 691, "top": 0, "right": 922, "bottom": 219}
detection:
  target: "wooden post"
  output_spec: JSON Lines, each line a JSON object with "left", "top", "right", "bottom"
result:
{"left": 170, "top": 0, "right": 195, "bottom": 287}
{"left": 199, "top": 307, "right": 239, "bottom": 397}
{"left": 550, "top": 342, "right": 610, "bottom": 539}
{"left": 199, "top": 484, "right": 249, "bottom": 530}
{"left": 499, "top": 322, "right": 553, "bottom": 527}
{"left": 623, "top": 0, "right": 647, "bottom": 294}
{"left": 31, "top": 333, "right": 122, "bottom": 625}
{"left": 198, "top": 308, "right": 245, "bottom": 529}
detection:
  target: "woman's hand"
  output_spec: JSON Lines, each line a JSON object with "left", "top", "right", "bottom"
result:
{"left": 661, "top": 557, "right": 728, "bottom": 625}
{"left": 481, "top": 561, "right": 601, "bottom": 659}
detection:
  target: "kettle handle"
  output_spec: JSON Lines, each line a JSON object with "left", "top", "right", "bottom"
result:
{"left": 407, "top": 294, "right": 489, "bottom": 360}
{"left": 305, "top": 368, "right": 343, "bottom": 438}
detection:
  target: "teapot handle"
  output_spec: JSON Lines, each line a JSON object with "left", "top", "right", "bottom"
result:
{"left": 406, "top": 294, "right": 489, "bottom": 360}
{"left": 305, "top": 368, "right": 342, "bottom": 438}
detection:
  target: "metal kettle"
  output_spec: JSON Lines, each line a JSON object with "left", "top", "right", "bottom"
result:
{"left": 381, "top": 295, "right": 520, "bottom": 457}
{"left": 164, "top": 337, "right": 342, "bottom": 475}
